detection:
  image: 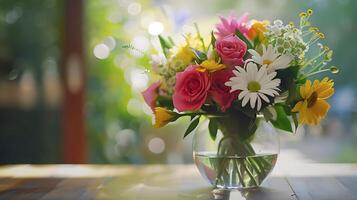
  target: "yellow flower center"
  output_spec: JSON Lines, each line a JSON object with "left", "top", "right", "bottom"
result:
{"left": 307, "top": 92, "right": 318, "bottom": 108}
{"left": 248, "top": 81, "right": 261, "bottom": 92}
{"left": 263, "top": 59, "right": 273, "bottom": 65}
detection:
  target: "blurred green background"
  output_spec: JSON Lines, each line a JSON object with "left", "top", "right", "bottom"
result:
{"left": 0, "top": 0, "right": 356, "bottom": 164}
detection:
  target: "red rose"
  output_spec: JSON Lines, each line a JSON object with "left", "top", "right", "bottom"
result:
{"left": 209, "top": 69, "right": 239, "bottom": 111}
{"left": 173, "top": 65, "right": 211, "bottom": 112}
{"left": 215, "top": 34, "right": 247, "bottom": 67}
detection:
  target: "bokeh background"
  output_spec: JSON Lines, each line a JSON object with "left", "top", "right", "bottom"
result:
{"left": 0, "top": 0, "right": 356, "bottom": 164}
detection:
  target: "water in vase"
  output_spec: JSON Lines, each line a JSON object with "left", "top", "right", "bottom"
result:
{"left": 194, "top": 153, "right": 278, "bottom": 189}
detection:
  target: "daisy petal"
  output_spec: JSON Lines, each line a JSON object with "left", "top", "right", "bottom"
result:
{"left": 238, "top": 90, "right": 249, "bottom": 100}
{"left": 250, "top": 93, "right": 257, "bottom": 109}
{"left": 242, "top": 93, "right": 250, "bottom": 107}
{"left": 257, "top": 97, "right": 262, "bottom": 111}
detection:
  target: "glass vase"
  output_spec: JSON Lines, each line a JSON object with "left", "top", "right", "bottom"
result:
{"left": 193, "top": 113, "right": 279, "bottom": 189}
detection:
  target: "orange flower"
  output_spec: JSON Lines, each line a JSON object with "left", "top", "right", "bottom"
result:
{"left": 154, "top": 107, "right": 179, "bottom": 128}
{"left": 248, "top": 20, "right": 270, "bottom": 42}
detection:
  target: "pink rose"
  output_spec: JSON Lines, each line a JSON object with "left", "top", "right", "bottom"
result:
{"left": 173, "top": 65, "right": 211, "bottom": 112}
{"left": 215, "top": 12, "right": 249, "bottom": 39}
{"left": 209, "top": 70, "right": 239, "bottom": 112}
{"left": 215, "top": 35, "right": 247, "bottom": 67}
{"left": 142, "top": 81, "right": 161, "bottom": 112}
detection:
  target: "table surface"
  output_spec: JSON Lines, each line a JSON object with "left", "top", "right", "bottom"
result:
{"left": 0, "top": 164, "right": 356, "bottom": 200}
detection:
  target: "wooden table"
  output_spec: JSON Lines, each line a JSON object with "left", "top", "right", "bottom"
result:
{"left": 0, "top": 164, "right": 356, "bottom": 200}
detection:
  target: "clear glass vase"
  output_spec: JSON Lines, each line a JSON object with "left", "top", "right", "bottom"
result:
{"left": 193, "top": 113, "right": 279, "bottom": 189}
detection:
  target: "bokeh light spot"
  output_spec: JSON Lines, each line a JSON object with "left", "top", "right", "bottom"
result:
{"left": 148, "top": 137, "right": 165, "bottom": 154}
{"left": 103, "top": 36, "right": 116, "bottom": 50}
{"left": 148, "top": 21, "right": 164, "bottom": 36}
{"left": 127, "top": 98, "right": 144, "bottom": 116}
{"left": 127, "top": 2, "right": 141, "bottom": 16}
{"left": 131, "top": 36, "right": 149, "bottom": 57}
{"left": 130, "top": 68, "right": 148, "bottom": 91}
{"left": 93, "top": 44, "right": 110, "bottom": 59}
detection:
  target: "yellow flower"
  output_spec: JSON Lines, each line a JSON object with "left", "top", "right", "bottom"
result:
{"left": 307, "top": 9, "right": 313, "bottom": 16}
{"left": 299, "top": 12, "right": 307, "bottom": 18}
{"left": 184, "top": 33, "right": 210, "bottom": 51}
{"left": 170, "top": 33, "right": 202, "bottom": 65}
{"left": 200, "top": 60, "right": 226, "bottom": 72}
{"left": 174, "top": 45, "right": 195, "bottom": 65}
{"left": 154, "top": 107, "right": 179, "bottom": 128}
{"left": 248, "top": 20, "right": 270, "bottom": 42}
{"left": 292, "top": 78, "right": 334, "bottom": 125}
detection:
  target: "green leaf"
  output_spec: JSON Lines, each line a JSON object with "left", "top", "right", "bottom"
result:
{"left": 271, "top": 105, "right": 293, "bottom": 133}
{"left": 168, "top": 36, "right": 175, "bottom": 46}
{"left": 235, "top": 29, "right": 253, "bottom": 49}
{"left": 286, "top": 83, "right": 297, "bottom": 106}
{"left": 253, "top": 37, "right": 260, "bottom": 48}
{"left": 276, "top": 66, "right": 299, "bottom": 92}
{"left": 156, "top": 96, "right": 174, "bottom": 110}
{"left": 208, "top": 119, "right": 218, "bottom": 141}
{"left": 190, "top": 114, "right": 197, "bottom": 121}
{"left": 184, "top": 115, "right": 200, "bottom": 138}
{"left": 211, "top": 31, "right": 216, "bottom": 48}
{"left": 278, "top": 66, "right": 300, "bottom": 78}
{"left": 190, "top": 48, "right": 207, "bottom": 62}
{"left": 158, "top": 35, "right": 173, "bottom": 57}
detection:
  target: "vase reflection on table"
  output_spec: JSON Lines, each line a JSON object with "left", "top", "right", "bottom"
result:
{"left": 193, "top": 114, "right": 279, "bottom": 189}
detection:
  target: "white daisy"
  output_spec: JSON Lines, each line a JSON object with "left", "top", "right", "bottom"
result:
{"left": 225, "top": 62, "right": 281, "bottom": 110}
{"left": 248, "top": 44, "right": 293, "bottom": 73}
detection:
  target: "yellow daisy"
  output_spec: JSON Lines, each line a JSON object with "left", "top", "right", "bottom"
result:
{"left": 154, "top": 107, "right": 179, "bottom": 128}
{"left": 292, "top": 77, "right": 334, "bottom": 125}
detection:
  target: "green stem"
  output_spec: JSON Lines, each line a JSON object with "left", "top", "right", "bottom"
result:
{"left": 235, "top": 160, "right": 246, "bottom": 187}
{"left": 300, "top": 68, "right": 330, "bottom": 79}
{"left": 245, "top": 157, "right": 263, "bottom": 183}
{"left": 194, "top": 23, "right": 206, "bottom": 52}
{"left": 240, "top": 159, "right": 258, "bottom": 186}
{"left": 301, "top": 49, "right": 327, "bottom": 69}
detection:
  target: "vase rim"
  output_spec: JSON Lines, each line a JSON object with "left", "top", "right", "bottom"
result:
{"left": 206, "top": 113, "right": 264, "bottom": 119}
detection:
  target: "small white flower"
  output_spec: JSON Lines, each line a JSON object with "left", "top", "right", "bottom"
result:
{"left": 225, "top": 62, "right": 281, "bottom": 110}
{"left": 273, "top": 20, "right": 283, "bottom": 27}
{"left": 150, "top": 53, "right": 166, "bottom": 72}
{"left": 248, "top": 45, "right": 293, "bottom": 73}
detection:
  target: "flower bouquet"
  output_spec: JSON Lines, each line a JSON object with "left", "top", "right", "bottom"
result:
{"left": 141, "top": 9, "right": 338, "bottom": 189}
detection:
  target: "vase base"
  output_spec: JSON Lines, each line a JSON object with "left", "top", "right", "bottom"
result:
{"left": 194, "top": 153, "right": 277, "bottom": 189}
{"left": 215, "top": 185, "right": 260, "bottom": 190}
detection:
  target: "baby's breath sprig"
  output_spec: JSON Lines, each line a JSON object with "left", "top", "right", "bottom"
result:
{"left": 299, "top": 9, "right": 313, "bottom": 30}
{"left": 296, "top": 8, "right": 338, "bottom": 79}
{"left": 299, "top": 9, "right": 326, "bottom": 48}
